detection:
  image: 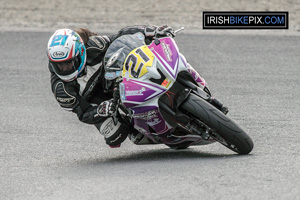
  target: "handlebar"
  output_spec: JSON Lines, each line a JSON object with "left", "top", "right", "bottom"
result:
{"left": 111, "top": 81, "right": 132, "bottom": 125}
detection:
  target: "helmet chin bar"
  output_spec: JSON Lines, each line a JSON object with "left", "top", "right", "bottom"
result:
{"left": 57, "top": 59, "right": 75, "bottom": 72}
{"left": 56, "top": 69, "right": 79, "bottom": 82}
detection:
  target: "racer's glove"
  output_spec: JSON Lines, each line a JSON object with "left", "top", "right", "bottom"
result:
{"left": 97, "top": 100, "right": 116, "bottom": 117}
{"left": 155, "top": 25, "right": 175, "bottom": 38}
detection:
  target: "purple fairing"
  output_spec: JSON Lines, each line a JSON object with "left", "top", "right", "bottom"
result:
{"left": 186, "top": 64, "right": 207, "bottom": 87}
{"left": 121, "top": 38, "right": 183, "bottom": 135}
{"left": 121, "top": 38, "right": 181, "bottom": 109}
{"left": 122, "top": 79, "right": 166, "bottom": 105}
{"left": 180, "top": 53, "right": 206, "bottom": 87}
{"left": 148, "top": 37, "right": 180, "bottom": 79}
{"left": 121, "top": 38, "right": 181, "bottom": 135}
{"left": 179, "top": 53, "right": 188, "bottom": 67}
{"left": 132, "top": 106, "right": 170, "bottom": 135}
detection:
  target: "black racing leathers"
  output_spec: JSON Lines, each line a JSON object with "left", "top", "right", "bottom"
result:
{"left": 49, "top": 25, "right": 158, "bottom": 125}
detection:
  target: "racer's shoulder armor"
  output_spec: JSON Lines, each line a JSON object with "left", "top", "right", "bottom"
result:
{"left": 87, "top": 35, "right": 110, "bottom": 51}
{"left": 86, "top": 36, "right": 111, "bottom": 65}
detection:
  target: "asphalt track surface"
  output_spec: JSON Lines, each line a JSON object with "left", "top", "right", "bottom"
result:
{"left": 1, "top": 31, "right": 299, "bottom": 200}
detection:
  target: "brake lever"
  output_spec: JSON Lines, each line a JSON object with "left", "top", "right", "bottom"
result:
{"left": 174, "top": 27, "right": 185, "bottom": 34}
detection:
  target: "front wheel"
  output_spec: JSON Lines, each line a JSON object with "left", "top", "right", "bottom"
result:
{"left": 180, "top": 93, "right": 254, "bottom": 154}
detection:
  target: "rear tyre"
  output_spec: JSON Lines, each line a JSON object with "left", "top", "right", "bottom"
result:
{"left": 180, "top": 93, "right": 254, "bottom": 154}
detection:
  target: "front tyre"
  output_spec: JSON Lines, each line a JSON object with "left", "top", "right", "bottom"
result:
{"left": 180, "top": 93, "right": 254, "bottom": 154}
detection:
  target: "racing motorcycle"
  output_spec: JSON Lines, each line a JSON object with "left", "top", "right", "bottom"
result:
{"left": 103, "top": 28, "right": 254, "bottom": 154}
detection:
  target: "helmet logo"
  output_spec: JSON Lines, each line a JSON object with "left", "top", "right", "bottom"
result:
{"left": 80, "top": 47, "right": 84, "bottom": 56}
{"left": 52, "top": 51, "right": 65, "bottom": 58}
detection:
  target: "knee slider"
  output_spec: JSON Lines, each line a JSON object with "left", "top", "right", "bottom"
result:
{"left": 99, "top": 117, "right": 129, "bottom": 146}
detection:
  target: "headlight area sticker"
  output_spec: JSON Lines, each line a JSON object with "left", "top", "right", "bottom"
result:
{"left": 203, "top": 11, "right": 288, "bottom": 29}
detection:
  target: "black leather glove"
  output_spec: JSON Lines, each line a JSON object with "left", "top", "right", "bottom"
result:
{"left": 155, "top": 25, "right": 175, "bottom": 38}
{"left": 97, "top": 100, "right": 116, "bottom": 117}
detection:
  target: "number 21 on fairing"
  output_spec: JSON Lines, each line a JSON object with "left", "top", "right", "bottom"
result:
{"left": 50, "top": 35, "right": 69, "bottom": 47}
{"left": 124, "top": 46, "right": 154, "bottom": 78}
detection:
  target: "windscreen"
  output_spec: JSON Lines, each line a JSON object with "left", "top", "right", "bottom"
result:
{"left": 104, "top": 33, "right": 146, "bottom": 72}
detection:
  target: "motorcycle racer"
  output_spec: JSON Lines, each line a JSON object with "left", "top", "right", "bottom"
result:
{"left": 47, "top": 25, "right": 208, "bottom": 148}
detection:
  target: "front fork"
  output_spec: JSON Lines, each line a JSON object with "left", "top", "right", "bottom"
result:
{"left": 158, "top": 75, "right": 228, "bottom": 136}
{"left": 176, "top": 73, "right": 229, "bottom": 115}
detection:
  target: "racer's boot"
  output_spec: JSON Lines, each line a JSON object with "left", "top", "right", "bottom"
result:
{"left": 128, "top": 130, "right": 161, "bottom": 145}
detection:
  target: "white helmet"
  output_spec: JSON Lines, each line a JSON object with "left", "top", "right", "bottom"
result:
{"left": 47, "top": 29, "right": 86, "bottom": 82}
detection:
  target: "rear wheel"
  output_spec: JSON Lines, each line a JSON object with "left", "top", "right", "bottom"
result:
{"left": 180, "top": 93, "right": 254, "bottom": 154}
